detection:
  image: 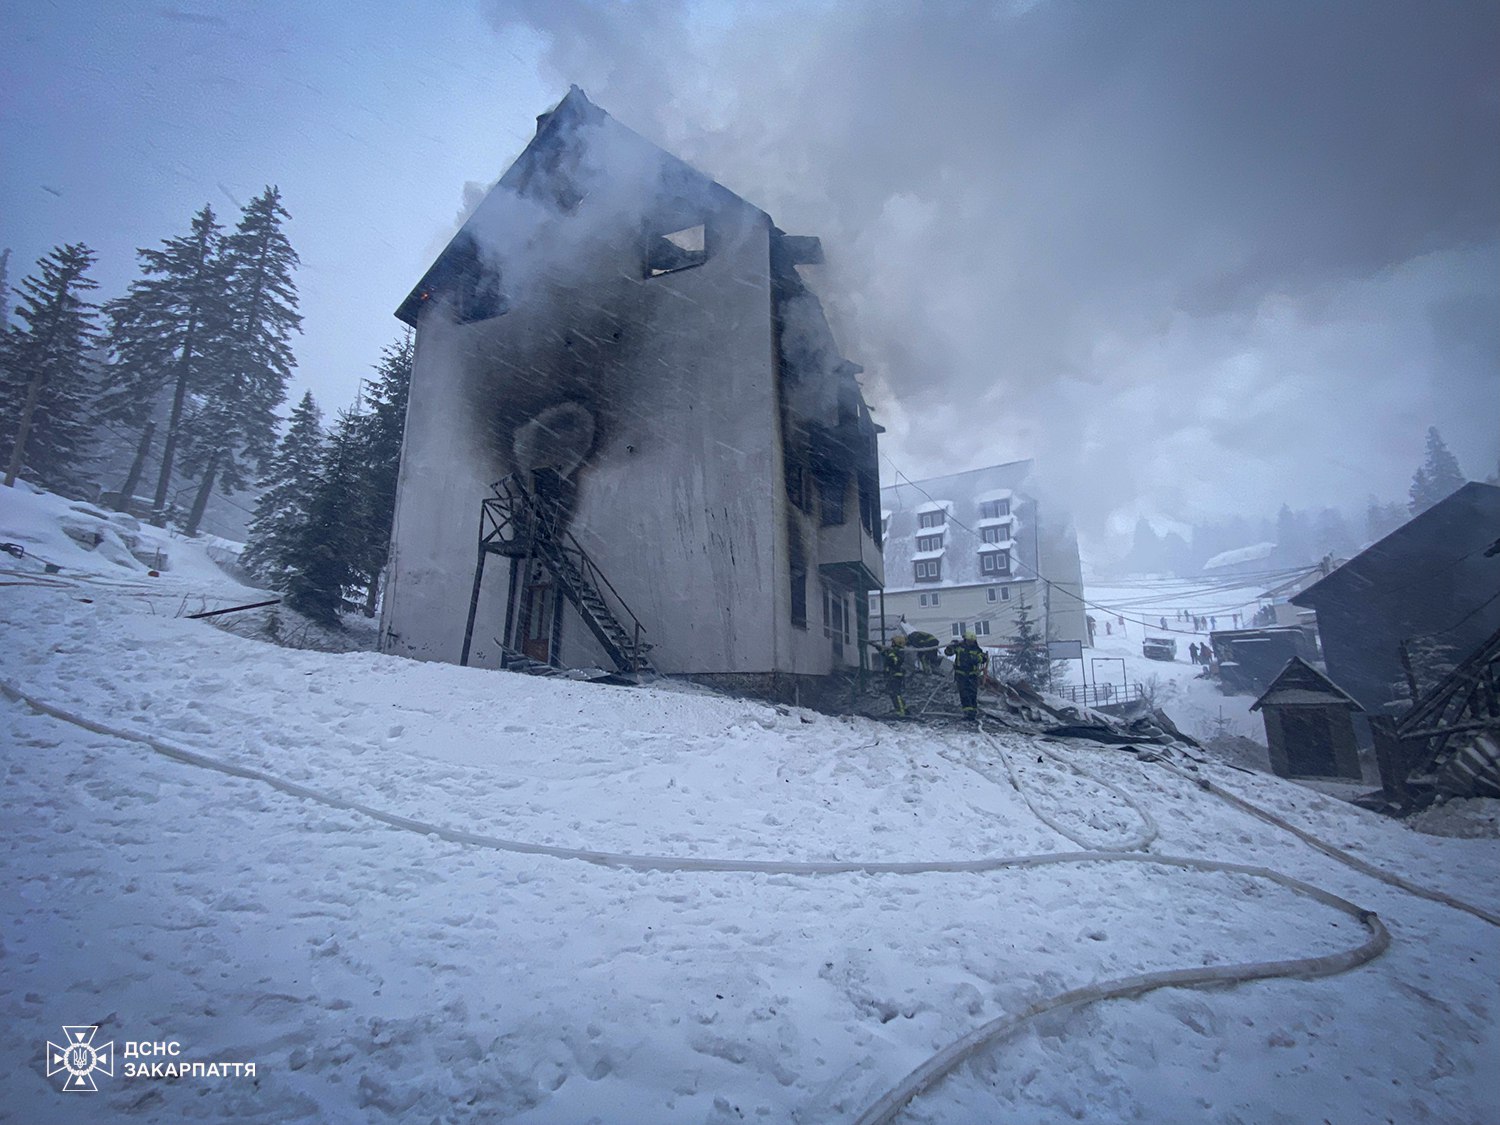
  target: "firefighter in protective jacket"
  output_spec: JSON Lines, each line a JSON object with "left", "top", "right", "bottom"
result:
{"left": 944, "top": 632, "right": 986, "bottom": 721}
{"left": 875, "top": 634, "right": 908, "bottom": 716}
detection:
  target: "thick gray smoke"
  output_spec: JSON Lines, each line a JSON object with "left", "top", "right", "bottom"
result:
{"left": 482, "top": 0, "right": 1500, "bottom": 545}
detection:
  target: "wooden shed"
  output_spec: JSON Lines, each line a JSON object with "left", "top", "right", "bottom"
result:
{"left": 1252, "top": 657, "right": 1363, "bottom": 780}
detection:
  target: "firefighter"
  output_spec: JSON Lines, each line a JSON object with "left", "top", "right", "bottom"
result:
{"left": 944, "top": 631, "right": 986, "bottom": 722}
{"left": 875, "top": 634, "right": 908, "bottom": 717}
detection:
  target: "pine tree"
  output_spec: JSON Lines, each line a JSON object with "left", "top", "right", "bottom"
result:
{"left": 997, "top": 595, "right": 1051, "bottom": 687}
{"left": 1, "top": 244, "right": 102, "bottom": 492}
{"left": 181, "top": 186, "right": 302, "bottom": 536}
{"left": 240, "top": 390, "right": 324, "bottom": 586}
{"left": 1408, "top": 427, "right": 1466, "bottom": 516}
{"left": 102, "top": 205, "right": 230, "bottom": 525}
{"left": 283, "top": 410, "right": 365, "bottom": 626}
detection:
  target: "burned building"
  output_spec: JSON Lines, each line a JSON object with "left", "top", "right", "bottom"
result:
{"left": 379, "top": 88, "right": 883, "bottom": 697}
{"left": 1291, "top": 482, "right": 1500, "bottom": 717}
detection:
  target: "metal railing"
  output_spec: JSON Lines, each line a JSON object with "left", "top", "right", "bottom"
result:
{"left": 1055, "top": 682, "right": 1145, "bottom": 709}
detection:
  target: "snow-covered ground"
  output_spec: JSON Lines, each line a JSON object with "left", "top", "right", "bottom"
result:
{"left": 1071, "top": 577, "right": 1278, "bottom": 745}
{"left": 3, "top": 484, "right": 1498, "bottom": 1123}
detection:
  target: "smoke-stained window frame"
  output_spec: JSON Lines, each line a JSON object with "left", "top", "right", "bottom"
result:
{"left": 644, "top": 221, "right": 709, "bottom": 278}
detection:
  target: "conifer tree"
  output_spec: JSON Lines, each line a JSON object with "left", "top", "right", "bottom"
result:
{"left": 997, "top": 595, "right": 1051, "bottom": 687}
{"left": 182, "top": 186, "right": 302, "bottom": 536}
{"left": 2, "top": 243, "right": 102, "bottom": 492}
{"left": 283, "top": 410, "right": 365, "bottom": 626}
{"left": 1408, "top": 427, "right": 1466, "bottom": 516}
{"left": 240, "top": 390, "right": 324, "bottom": 586}
{"left": 102, "top": 205, "right": 229, "bottom": 525}
{"left": 349, "top": 332, "right": 413, "bottom": 612}
{"left": 0, "top": 248, "right": 11, "bottom": 331}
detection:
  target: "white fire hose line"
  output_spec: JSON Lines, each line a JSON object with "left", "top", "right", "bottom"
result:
{"left": 949, "top": 723, "right": 1161, "bottom": 853}
{"left": 1151, "top": 757, "right": 1500, "bottom": 929}
{"left": 0, "top": 679, "right": 1397, "bottom": 1124}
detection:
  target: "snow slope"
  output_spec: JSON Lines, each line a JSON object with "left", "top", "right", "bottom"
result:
{"left": 2, "top": 490, "right": 1497, "bottom": 1123}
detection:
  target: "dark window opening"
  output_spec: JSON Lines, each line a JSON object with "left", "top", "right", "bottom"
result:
{"left": 974, "top": 620, "right": 991, "bottom": 636}
{"left": 785, "top": 462, "right": 810, "bottom": 513}
{"left": 646, "top": 224, "right": 707, "bottom": 277}
{"left": 790, "top": 565, "right": 808, "bottom": 628}
{"left": 453, "top": 266, "right": 507, "bottom": 325}
{"left": 980, "top": 499, "right": 1011, "bottom": 519}
{"left": 914, "top": 559, "right": 941, "bottom": 582}
{"left": 818, "top": 473, "right": 847, "bottom": 526}
{"left": 916, "top": 534, "right": 942, "bottom": 552}
{"left": 918, "top": 510, "right": 944, "bottom": 529}
{"left": 823, "top": 585, "right": 850, "bottom": 655}
{"left": 981, "top": 526, "right": 1006, "bottom": 544}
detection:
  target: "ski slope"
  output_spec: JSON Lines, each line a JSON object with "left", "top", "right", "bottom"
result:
{"left": 2, "top": 484, "right": 1497, "bottom": 1123}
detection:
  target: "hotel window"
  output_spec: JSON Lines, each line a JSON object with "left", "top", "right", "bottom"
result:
{"left": 980, "top": 550, "right": 1011, "bottom": 575}
{"left": 951, "top": 621, "right": 967, "bottom": 637}
{"left": 914, "top": 559, "right": 942, "bottom": 582}
{"left": 981, "top": 525, "right": 1005, "bottom": 544}
{"left": 974, "top": 620, "right": 991, "bottom": 636}
{"left": 979, "top": 499, "right": 1010, "bottom": 519}
{"left": 987, "top": 586, "right": 1011, "bottom": 602}
{"left": 918, "top": 510, "right": 944, "bottom": 529}
{"left": 916, "top": 534, "right": 942, "bottom": 552}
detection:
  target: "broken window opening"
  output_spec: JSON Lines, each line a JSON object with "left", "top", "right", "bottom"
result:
{"left": 823, "top": 584, "right": 850, "bottom": 655}
{"left": 818, "top": 473, "right": 847, "bottom": 527}
{"left": 785, "top": 462, "right": 810, "bottom": 513}
{"left": 452, "top": 266, "right": 507, "bottom": 325}
{"left": 646, "top": 223, "right": 708, "bottom": 277}
{"left": 790, "top": 564, "right": 808, "bottom": 628}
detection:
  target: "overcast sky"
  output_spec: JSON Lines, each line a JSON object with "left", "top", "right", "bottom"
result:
{"left": 4, "top": 1, "right": 1497, "bottom": 547}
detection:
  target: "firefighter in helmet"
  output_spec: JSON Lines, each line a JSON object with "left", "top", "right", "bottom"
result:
{"left": 875, "top": 633, "right": 908, "bottom": 717}
{"left": 944, "top": 631, "right": 986, "bottom": 721}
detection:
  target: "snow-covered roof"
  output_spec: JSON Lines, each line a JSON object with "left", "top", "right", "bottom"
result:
{"left": 977, "top": 540, "right": 1015, "bottom": 553}
{"left": 910, "top": 548, "right": 946, "bottom": 561}
{"left": 975, "top": 489, "right": 1013, "bottom": 502}
{"left": 976, "top": 516, "right": 1014, "bottom": 528}
{"left": 1203, "top": 542, "right": 1276, "bottom": 571}
{"left": 915, "top": 499, "right": 953, "bottom": 515}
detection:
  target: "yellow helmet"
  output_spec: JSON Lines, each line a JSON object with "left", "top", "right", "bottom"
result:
{"left": 965, "top": 631, "right": 977, "bottom": 641}
{"left": 892, "top": 634, "right": 906, "bottom": 647}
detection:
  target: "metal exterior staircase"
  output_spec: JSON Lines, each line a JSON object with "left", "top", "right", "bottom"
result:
{"left": 462, "top": 471, "right": 654, "bottom": 677}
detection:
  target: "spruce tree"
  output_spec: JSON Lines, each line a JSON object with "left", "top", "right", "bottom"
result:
{"left": 1, "top": 243, "right": 102, "bottom": 492}
{"left": 0, "top": 248, "right": 11, "bottom": 331}
{"left": 102, "top": 205, "right": 229, "bottom": 525}
{"left": 998, "top": 595, "right": 1051, "bottom": 687}
{"left": 181, "top": 186, "right": 301, "bottom": 536}
{"left": 1408, "top": 427, "right": 1466, "bottom": 515}
{"left": 350, "top": 332, "right": 413, "bottom": 612}
{"left": 283, "top": 410, "right": 365, "bottom": 626}
{"left": 240, "top": 390, "right": 324, "bottom": 586}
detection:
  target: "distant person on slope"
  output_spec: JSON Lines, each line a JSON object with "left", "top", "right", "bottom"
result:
{"left": 944, "top": 632, "right": 987, "bottom": 722}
